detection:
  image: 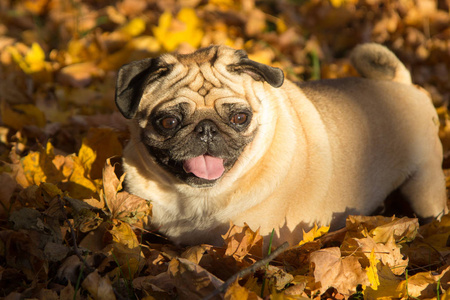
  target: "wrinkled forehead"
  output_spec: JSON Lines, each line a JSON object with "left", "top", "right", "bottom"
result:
{"left": 150, "top": 46, "right": 249, "bottom": 107}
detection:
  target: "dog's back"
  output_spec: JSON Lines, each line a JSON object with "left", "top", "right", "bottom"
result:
{"left": 293, "top": 44, "right": 447, "bottom": 227}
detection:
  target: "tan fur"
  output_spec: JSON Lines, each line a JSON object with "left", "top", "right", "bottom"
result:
{"left": 120, "top": 43, "right": 448, "bottom": 247}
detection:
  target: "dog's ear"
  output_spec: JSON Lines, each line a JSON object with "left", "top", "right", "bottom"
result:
{"left": 115, "top": 58, "right": 172, "bottom": 119}
{"left": 227, "top": 50, "right": 284, "bottom": 88}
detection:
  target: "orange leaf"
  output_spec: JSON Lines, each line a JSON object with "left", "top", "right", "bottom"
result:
{"left": 108, "top": 220, "right": 139, "bottom": 249}
{"left": 222, "top": 222, "right": 263, "bottom": 261}
{"left": 101, "top": 158, "right": 151, "bottom": 223}
{"left": 309, "top": 247, "right": 369, "bottom": 295}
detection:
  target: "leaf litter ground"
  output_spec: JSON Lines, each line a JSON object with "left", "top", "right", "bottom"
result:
{"left": 1, "top": 0, "right": 450, "bottom": 299}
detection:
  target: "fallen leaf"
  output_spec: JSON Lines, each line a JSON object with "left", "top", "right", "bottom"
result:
{"left": 222, "top": 222, "right": 263, "bottom": 262}
{"left": 108, "top": 219, "right": 140, "bottom": 249}
{"left": 168, "top": 257, "right": 224, "bottom": 299}
{"left": 101, "top": 158, "right": 151, "bottom": 223}
{"left": 152, "top": 8, "right": 204, "bottom": 51}
{"left": 59, "top": 282, "right": 81, "bottom": 300}
{"left": 365, "top": 249, "right": 380, "bottom": 290}
{"left": 224, "top": 281, "right": 261, "bottom": 299}
{"left": 299, "top": 223, "right": 330, "bottom": 246}
{"left": 7, "top": 42, "right": 51, "bottom": 74}
{"left": 0, "top": 173, "right": 16, "bottom": 217}
{"left": 370, "top": 217, "right": 419, "bottom": 244}
{"left": 181, "top": 245, "right": 212, "bottom": 264}
{"left": 1, "top": 102, "right": 46, "bottom": 130}
{"left": 309, "top": 247, "right": 369, "bottom": 295}
{"left": 401, "top": 265, "right": 450, "bottom": 298}
{"left": 82, "top": 270, "right": 116, "bottom": 300}
{"left": 363, "top": 264, "right": 404, "bottom": 299}
{"left": 80, "top": 127, "right": 123, "bottom": 180}
{"left": 341, "top": 236, "right": 408, "bottom": 275}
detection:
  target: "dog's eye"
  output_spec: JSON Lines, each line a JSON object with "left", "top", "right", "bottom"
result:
{"left": 160, "top": 116, "right": 179, "bottom": 129}
{"left": 230, "top": 113, "right": 248, "bottom": 125}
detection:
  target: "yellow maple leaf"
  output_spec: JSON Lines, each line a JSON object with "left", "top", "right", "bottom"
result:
{"left": 365, "top": 249, "right": 380, "bottom": 290}
{"left": 67, "top": 155, "right": 99, "bottom": 199}
{"left": 224, "top": 281, "right": 260, "bottom": 299}
{"left": 299, "top": 223, "right": 330, "bottom": 245}
{"left": 63, "top": 133, "right": 100, "bottom": 199}
{"left": 8, "top": 42, "right": 50, "bottom": 74}
{"left": 20, "top": 142, "right": 65, "bottom": 186}
{"left": 152, "top": 8, "right": 204, "bottom": 51}
{"left": 109, "top": 220, "right": 140, "bottom": 249}
{"left": 121, "top": 17, "right": 146, "bottom": 37}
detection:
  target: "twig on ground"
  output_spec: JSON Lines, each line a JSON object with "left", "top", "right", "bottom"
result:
{"left": 203, "top": 241, "right": 290, "bottom": 300}
{"left": 58, "top": 195, "right": 94, "bottom": 274}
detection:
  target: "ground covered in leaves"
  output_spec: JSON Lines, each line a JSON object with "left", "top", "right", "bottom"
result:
{"left": 1, "top": 0, "right": 450, "bottom": 299}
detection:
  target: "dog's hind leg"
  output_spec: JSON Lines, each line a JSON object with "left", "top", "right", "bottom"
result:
{"left": 398, "top": 160, "right": 448, "bottom": 222}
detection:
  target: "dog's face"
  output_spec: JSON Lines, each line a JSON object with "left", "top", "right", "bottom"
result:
{"left": 115, "top": 46, "right": 284, "bottom": 187}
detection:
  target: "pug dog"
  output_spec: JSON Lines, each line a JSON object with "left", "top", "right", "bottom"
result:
{"left": 115, "top": 43, "right": 448, "bottom": 247}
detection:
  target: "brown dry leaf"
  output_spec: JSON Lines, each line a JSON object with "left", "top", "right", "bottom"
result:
{"left": 59, "top": 282, "right": 81, "bottom": 300}
{"left": 309, "top": 247, "right": 369, "bottom": 295}
{"left": 101, "top": 158, "right": 151, "bottom": 223}
{"left": 78, "top": 222, "right": 110, "bottom": 252}
{"left": 57, "top": 61, "right": 99, "bottom": 88}
{"left": 64, "top": 196, "right": 103, "bottom": 233}
{"left": 345, "top": 215, "right": 397, "bottom": 236}
{"left": 341, "top": 236, "right": 408, "bottom": 275}
{"left": 222, "top": 222, "right": 263, "bottom": 261}
{"left": 0, "top": 173, "right": 16, "bottom": 217}
{"left": 277, "top": 241, "right": 322, "bottom": 271}
{"left": 181, "top": 244, "right": 212, "bottom": 264}
{"left": 418, "top": 214, "right": 450, "bottom": 250}
{"left": 168, "top": 257, "right": 223, "bottom": 299}
{"left": 265, "top": 265, "right": 295, "bottom": 290}
{"left": 132, "top": 272, "right": 175, "bottom": 297}
{"left": 7, "top": 145, "right": 30, "bottom": 188}
{"left": 82, "top": 270, "right": 116, "bottom": 300}
{"left": 370, "top": 217, "right": 419, "bottom": 244}
{"left": 403, "top": 265, "right": 450, "bottom": 298}
{"left": 0, "top": 229, "right": 48, "bottom": 282}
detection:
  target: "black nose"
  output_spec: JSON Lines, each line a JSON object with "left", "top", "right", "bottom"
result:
{"left": 195, "top": 120, "right": 218, "bottom": 142}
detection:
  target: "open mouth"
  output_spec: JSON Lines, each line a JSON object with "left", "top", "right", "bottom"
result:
{"left": 183, "top": 154, "right": 225, "bottom": 180}
{"left": 144, "top": 144, "right": 230, "bottom": 186}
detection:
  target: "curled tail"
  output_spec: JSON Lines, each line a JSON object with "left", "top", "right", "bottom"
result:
{"left": 350, "top": 43, "right": 412, "bottom": 85}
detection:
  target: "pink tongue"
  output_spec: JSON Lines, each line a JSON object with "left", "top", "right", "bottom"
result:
{"left": 183, "top": 155, "right": 225, "bottom": 180}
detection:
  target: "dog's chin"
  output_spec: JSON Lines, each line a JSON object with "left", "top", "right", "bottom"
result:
{"left": 183, "top": 175, "right": 220, "bottom": 188}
